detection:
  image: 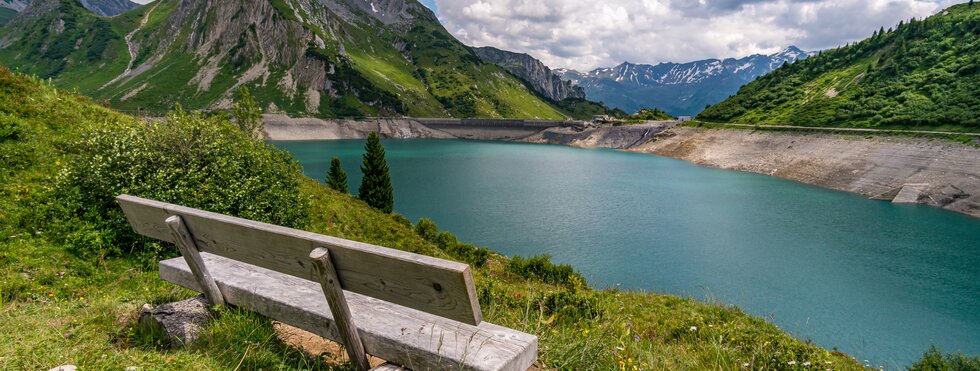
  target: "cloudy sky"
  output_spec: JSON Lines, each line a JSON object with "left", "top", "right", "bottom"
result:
{"left": 132, "top": 0, "right": 964, "bottom": 70}
{"left": 430, "top": 0, "right": 967, "bottom": 70}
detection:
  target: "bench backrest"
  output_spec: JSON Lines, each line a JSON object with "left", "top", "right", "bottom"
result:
{"left": 117, "top": 195, "right": 482, "bottom": 325}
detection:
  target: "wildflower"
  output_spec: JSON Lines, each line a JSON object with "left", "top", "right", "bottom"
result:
{"left": 743, "top": 363, "right": 750, "bottom": 367}
{"left": 633, "top": 334, "right": 640, "bottom": 341}
{"left": 689, "top": 326, "right": 697, "bottom": 332}
{"left": 788, "top": 360, "right": 797, "bottom": 365}
{"left": 803, "top": 361, "right": 812, "bottom": 366}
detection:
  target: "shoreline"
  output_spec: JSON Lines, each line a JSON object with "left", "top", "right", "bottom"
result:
{"left": 263, "top": 116, "right": 980, "bottom": 218}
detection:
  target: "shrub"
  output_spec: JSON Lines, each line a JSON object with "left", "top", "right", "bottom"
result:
{"left": 232, "top": 87, "right": 263, "bottom": 138}
{"left": 413, "top": 218, "right": 489, "bottom": 267}
{"left": 910, "top": 346, "right": 980, "bottom": 371}
{"left": 507, "top": 255, "right": 585, "bottom": 287}
{"left": 0, "top": 112, "right": 23, "bottom": 141}
{"left": 55, "top": 108, "right": 308, "bottom": 258}
{"left": 414, "top": 218, "right": 439, "bottom": 241}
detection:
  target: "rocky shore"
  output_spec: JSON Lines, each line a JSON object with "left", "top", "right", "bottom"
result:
{"left": 634, "top": 127, "right": 980, "bottom": 218}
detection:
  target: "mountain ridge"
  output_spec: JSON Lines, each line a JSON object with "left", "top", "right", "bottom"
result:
{"left": 1, "top": 0, "right": 137, "bottom": 17}
{"left": 472, "top": 46, "right": 586, "bottom": 102}
{"left": 0, "top": 0, "right": 567, "bottom": 119}
{"left": 558, "top": 46, "right": 813, "bottom": 116}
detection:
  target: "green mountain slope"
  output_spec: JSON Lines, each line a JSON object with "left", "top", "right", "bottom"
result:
{"left": 0, "top": 0, "right": 566, "bottom": 119}
{"left": 699, "top": 3, "right": 980, "bottom": 131}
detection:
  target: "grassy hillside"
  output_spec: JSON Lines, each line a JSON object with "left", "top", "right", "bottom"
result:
{"left": 0, "top": 66, "right": 875, "bottom": 369}
{"left": 699, "top": 3, "right": 980, "bottom": 131}
{"left": 0, "top": 0, "right": 565, "bottom": 120}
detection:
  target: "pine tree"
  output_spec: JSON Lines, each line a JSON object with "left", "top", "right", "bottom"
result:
{"left": 358, "top": 132, "right": 393, "bottom": 213}
{"left": 326, "top": 157, "right": 348, "bottom": 194}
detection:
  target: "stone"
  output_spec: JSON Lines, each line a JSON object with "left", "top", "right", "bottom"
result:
{"left": 138, "top": 294, "right": 212, "bottom": 347}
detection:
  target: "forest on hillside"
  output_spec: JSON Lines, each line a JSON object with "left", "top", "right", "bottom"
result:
{"left": 699, "top": 3, "right": 980, "bottom": 130}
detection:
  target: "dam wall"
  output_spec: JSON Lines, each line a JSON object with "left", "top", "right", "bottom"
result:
{"left": 262, "top": 115, "right": 583, "bottom": 141}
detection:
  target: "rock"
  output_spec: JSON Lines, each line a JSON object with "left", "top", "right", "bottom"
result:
{"left": 138, "top": 294, "right": 212, "bottom": 347}
{"left": 48, "top": 366, "right": 76, "bottom": 371}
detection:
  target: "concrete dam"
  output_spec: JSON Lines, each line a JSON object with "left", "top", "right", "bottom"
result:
{"left": 261, "top": 114, "right": 587, "bottom": 141}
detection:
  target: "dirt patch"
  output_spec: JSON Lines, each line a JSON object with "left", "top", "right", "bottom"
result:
{"left": 272, "top": 322, "right": 386, "bottom": 367}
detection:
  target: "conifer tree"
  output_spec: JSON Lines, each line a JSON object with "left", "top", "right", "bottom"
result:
{"left": 326, "top": 157, "right": 348, "bottom": 194}
{"left": 358, "top": 132, "right": 394, "bottom": 213}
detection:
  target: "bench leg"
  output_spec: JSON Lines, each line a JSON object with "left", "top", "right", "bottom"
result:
{"left": 311, "top": 248, "right": 370, "bottom": 371}
{"left": 166, "top": 215, "right": 225, "bottom": 307}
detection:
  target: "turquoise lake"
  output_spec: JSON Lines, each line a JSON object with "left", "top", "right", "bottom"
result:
{"left": 270, "top": 139, "right": 980, "bottom": 368}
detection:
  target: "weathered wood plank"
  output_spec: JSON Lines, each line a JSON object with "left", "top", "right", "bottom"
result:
{"left": 311, "top": 248, "right": 370, "bottom": 371}
{"left": 160, "top": 254, "right": 537, "bottom": 371}
{"left": 117, "top": 195, "right": 482, "bottom": 325}
{"left": 165, "top": 216, "right": 225, "bottom": 307}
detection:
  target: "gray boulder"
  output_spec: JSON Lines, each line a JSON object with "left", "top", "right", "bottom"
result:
{"left": 138, "top": 294, "right": 212, "bottom": 347}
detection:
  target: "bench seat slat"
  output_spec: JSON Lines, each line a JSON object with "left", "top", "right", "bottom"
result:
{"left": 160, "top": 254, "right": 537, "bottom": 371}
{"left": 118, "top": 195, "right": 482, "bottom": 325}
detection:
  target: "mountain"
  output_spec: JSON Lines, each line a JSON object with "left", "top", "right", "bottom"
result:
{"left": 557, "top": 46, "right": 813, "bottom": 117}
{"left": 1, "top": 0, "right": 136, "bottom": 18}
{"left": 699, "top": 4, "right": 980, "bottom": 130}
{"left": 0, "top": 0, "right": 566, "bottom": 119}
{"left": 472, "top": 46, "right": 586, "bottom": 102}
{"left": 77, "top": 0, "right": 138, "bottom": 16}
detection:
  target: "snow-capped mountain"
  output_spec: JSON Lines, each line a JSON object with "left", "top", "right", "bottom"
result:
{"left": 557, "top": 46, "right": 815, "bottom": 116}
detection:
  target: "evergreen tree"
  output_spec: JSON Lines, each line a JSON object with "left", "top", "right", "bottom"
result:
{"left": 326, "top": 157, "right": 348, "bottom": 194}
{"left": 232, "top": 86, "right": 263, "bottom": 138}
{"left": 358, "top": 132, "right": 394, "bottom": 213}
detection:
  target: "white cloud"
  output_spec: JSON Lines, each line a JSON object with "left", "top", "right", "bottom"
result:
{"left": 435, "top": 0, "right": 966, "bottom": 70}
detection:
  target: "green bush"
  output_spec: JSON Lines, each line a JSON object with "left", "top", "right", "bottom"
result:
{"left": 0, "top": 113, "right": 23, "bottom": 141}
{"left": 507, "top": 255, "right": 585, "bottom": 287}
{"left": 413, "top": 218, "right": 490, "bottom": 267}
{"left": 910, "top": 346, "right": 980, "bottom": 371}
{"left": 414, "top": 218, "right": 439, "bottom": 241}
{"left": 54, "top": 108, "right": 308, "bottom": 258}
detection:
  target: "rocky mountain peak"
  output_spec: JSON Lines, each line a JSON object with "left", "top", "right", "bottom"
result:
{"left": 472, "top": 46, "right": 586, "bottom": 101}
{"left": 556, "top": 46, "right": 813, "bottom": 116}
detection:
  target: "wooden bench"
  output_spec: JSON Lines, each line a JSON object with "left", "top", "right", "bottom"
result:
{"left": 117, "top": 195, "right": 537, "bottom": 371}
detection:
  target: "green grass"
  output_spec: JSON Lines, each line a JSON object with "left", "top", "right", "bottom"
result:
{"left": 0, "top": 66, "right": 884, "bottom": 369}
